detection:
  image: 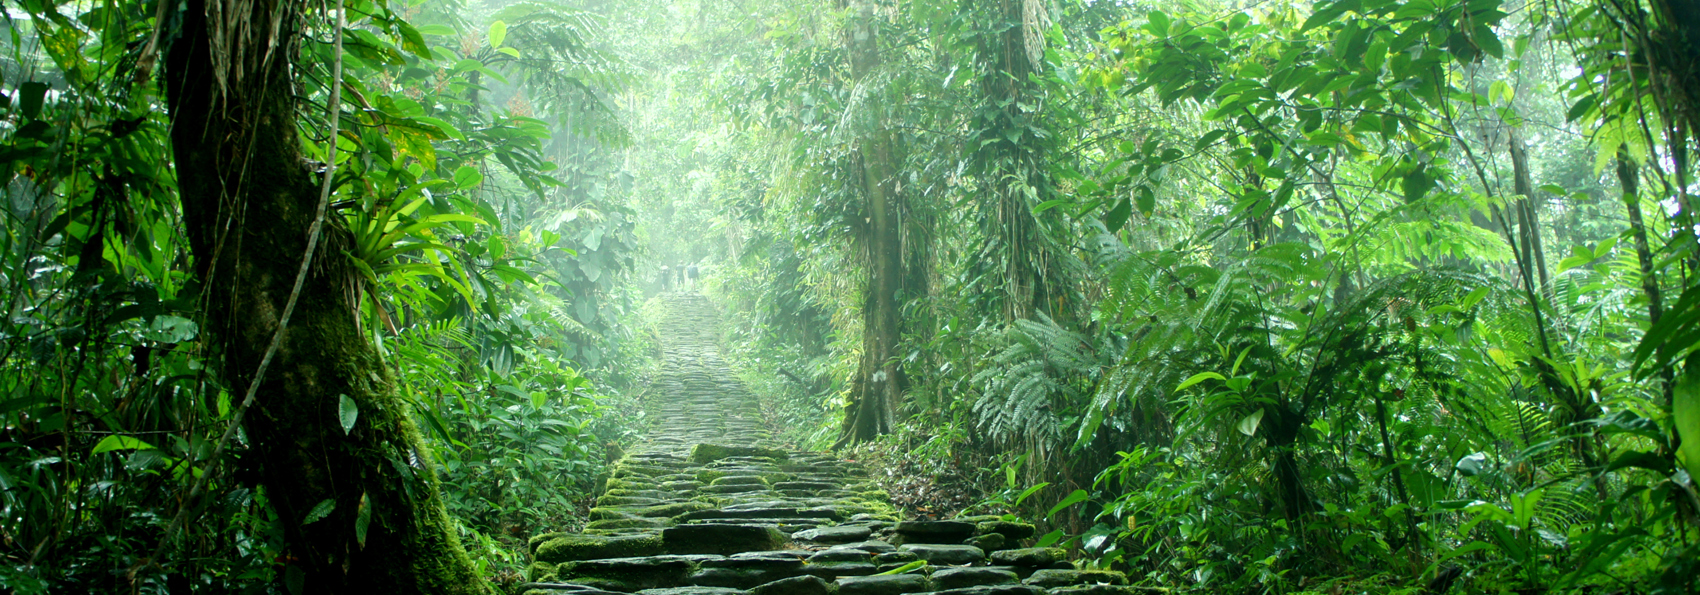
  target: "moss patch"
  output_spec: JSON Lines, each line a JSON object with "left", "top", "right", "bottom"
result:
{"left": 532, "top": 533, "right": 664, "bottom": 563}
{"left": 524, "top": 561, "right": 558, "bottom": 582}
{"left": 635, "top": 500, "right": 715, "bottom": 518}
{"left": 586, "top": 517, "right": 670, "bottom": 532}
{"left": 689, "top": 443, "right": 788, "bottom": 463}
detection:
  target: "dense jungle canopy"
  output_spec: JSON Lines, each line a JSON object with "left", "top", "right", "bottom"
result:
{"left": 2, "top": 0, "right": 1699, "bottom": 592}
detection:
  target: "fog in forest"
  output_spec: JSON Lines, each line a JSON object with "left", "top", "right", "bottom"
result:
{"left": 1, "top": 0, "right": 1698, "bottom": 593}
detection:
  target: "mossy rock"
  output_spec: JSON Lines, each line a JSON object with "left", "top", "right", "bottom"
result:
{"left": 1023, "top": 569, "right": 1128, "bottom": 588}
{"left": 524, "top": 560, "right": 558, "bottom": 582}
{"left": 971, "top": 532, "right": 1007, "bottom": 551}
{"left": 605, "top": 476, "right": 655, "bottom": 491}
{"left": 588, "top": 506, "right": 641, "bottom": 521}
{"left": 759, "top": 472, "right": 797, "bottom": 484}
{"left": 533, "top": 533, "right": 664, "bottom": 563}
{"left": 991, "top": 546, "right": 1067, "bottom": 567}
{"left": 638, "top": 501, "right": 716, "bottom": 517}
{"left": 586, "top": 517, "right": 671, "bottom": 532}
{"left": 614, "top": 464, "right": 679, "bottom": 478}
{"left": 710, "top": 475, "right": 770, "bottom": 486}
{"left": 691, "top": 495, "right": 733, "bottom": 507}
{"left": 528, "top": 531, "right": 569, "bottom": 554}
{"left": 976, "top": 520, "right": 1037, "bottom": 540}
{"left": 596, "top": 495, "right": 664, "bottom": 506}
{"left": 689, "top": 443, "right": 788, "bottom": 463}
{"left": 663, "top": 523, "right": 789, "bottom": 555}
{"left": 557, "top": 556, "right": 694, "bottom": 590}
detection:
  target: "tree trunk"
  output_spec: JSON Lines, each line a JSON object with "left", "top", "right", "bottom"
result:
{"left": 978, "top": 0, "right": 1053, "bottom": 323}
{"left": 838, "top": 0, "right": 906, "bottom": 444}
{"left": 1508, "top": 131, "right": 1549, "bottom": 292}
{"left": 164, "top": 1, "right": 490, "bottom": 592}
{"left": 1617, "top": 152, "right": 1673, "bottom": 407}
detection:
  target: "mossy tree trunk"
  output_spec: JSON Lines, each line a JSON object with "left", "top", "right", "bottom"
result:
{"left": 839, "top": 0, "right": 907, "bottom": 445}
{"left": 163, "top": 0, "right": 490, "bottom": 592}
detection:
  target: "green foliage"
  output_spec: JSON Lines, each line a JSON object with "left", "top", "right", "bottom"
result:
{"left": 0, "top": 0, "right": 642, "bottom": 589}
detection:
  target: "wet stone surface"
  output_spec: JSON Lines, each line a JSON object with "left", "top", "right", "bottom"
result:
{"left": 519, "top": 294, "right": 1103, "bottom": 595}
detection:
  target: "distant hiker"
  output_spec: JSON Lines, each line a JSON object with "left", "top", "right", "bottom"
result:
{"left": 685, "top": 264, "right": 700, "bottom": 290}
{"left": 659, "top": 265, "right": 672, "bottom": 291}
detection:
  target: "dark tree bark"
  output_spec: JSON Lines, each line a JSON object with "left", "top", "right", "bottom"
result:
{"left": 164, "top": 1, "right": 490, "bottom": 592}
{"left": 839, "top": 0, "right": 907, "bottom": 445}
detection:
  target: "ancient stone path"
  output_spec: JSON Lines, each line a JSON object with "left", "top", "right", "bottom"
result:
{"left": 520, "top": 294, "right": 1135, "bottom": 595}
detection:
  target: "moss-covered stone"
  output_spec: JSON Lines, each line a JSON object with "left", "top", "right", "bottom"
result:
{"left": 976, "top": 520, "right": 1037, "bottom": 540}
{"left": 662, "top": 523, "right": 789, "bottom": 555}
{"left": 710, "top": 475, "right": 770, "bottom": 486}
{"left": 556, "top": 556, "right": 694, "bottom": 591}
{"left": 528, "top": 532, "right": 568, "bottom": 554}
{"left": 991, "top": 547, "right": 1067, "bottom": 567}
{"left": 596, "top": 495, "right": 664, "bottom": 506}
{"left": 971, "top": 532, "right": 1007, "bottom": 551}
{"left": 524, "top": 561, "right": 558, "bottom": 582}
{"left": 585, "top": 517, "right": 671, "bottom": 531}
{"left": 532, "top": 533, "right": 664, "bottom": 563}
{"left": 689, "top": 443, "right": 789, "bottom": 463}
{"left": 1022, "top": 569, "right": 1127, "bottom": 588}
{"left": 640, "top": 500, "right": 716, "bottom": 517}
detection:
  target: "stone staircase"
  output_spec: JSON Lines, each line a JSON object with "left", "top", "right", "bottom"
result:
{"left": 520, "top": 293, "right": 1137, "bottom": 595}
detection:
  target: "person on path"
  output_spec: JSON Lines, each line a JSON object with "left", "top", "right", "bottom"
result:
{"left": 659, "top": 265, "right": 672, "bottom": 292}
{"left": 685, "top": 264, "right": 700, "bottom": 291}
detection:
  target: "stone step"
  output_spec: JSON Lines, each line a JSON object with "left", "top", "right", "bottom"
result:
{"left": 518, "top": 294, "right": 1120, "bottom": 595}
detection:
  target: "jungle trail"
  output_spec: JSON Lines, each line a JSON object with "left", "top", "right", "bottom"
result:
{"left": 1, "top": 0, "right": 1698, "bottom": 594}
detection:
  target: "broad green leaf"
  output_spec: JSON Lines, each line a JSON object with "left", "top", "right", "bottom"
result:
{"left": 93, "top": 435, "right": 157, "bottom": 454}
{"left": 338, "top": 394, "right": 359, "bottom": 435}
{"left": 1175, "top": 372, "right": 1225, "bottom": 392}
{"left": 1034, "top": 199, "right": 1072, "bottom": 214}
{"left": 1675, "top": 370, "right": 1700, "bottom": 481}
{"left": 19, "top": 82, "right": 48, "bottom": 119}
{"left": 874, "top": 560, "right": 926, "bottom": 575}
{"left": 355, "top": 492, "right": 372, "bottom": 549}
{"left": 1015, "top": 482, "right": 1051, "bottom": 506}
{"left": 1566, "top": 94, "right": 1597, "bottom": 122}
{"left": 1236, "top": 408, "right": 1265, "bottom": 436}
{"left": 454, "top": 165, "right": 484, "bottom": 190}
{"left": 1145, "top": 11, "right": 1171, "bottom": 36}
{"left": 1193, "top": 129, "right": 1228, "bottom": 150}
{"left": 1034, "top": 529, "right": 1065, "bottom": 548}
{"left": 1105, "top": 198, "right": 1132, "bottom": 232}
{"left": 1047, "top": 489, "right": 1089, "bottom": 519}
{"left": 303, "top": 498, "right": 336, "bottom": 525}
{"left": 488, "top": 21, "right": 508, "bottom": 48}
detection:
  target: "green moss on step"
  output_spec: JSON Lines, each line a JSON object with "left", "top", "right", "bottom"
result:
{"left": 525, "top": 561, "right": 558, "bottom": 582}
{"left": 691, "top": 495, "right": 732, "bottom": 507}
{"left": 636, "top": 501, "right": 714, "bottom": 517}
{"left": 532, "top": 533, "right": 663, "bottom": 563}
{"left": 688, "top": 443, "right": 788, "bottom": 463}
{"left": 586, "top": 517, "right": 670, "bottom": 531}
